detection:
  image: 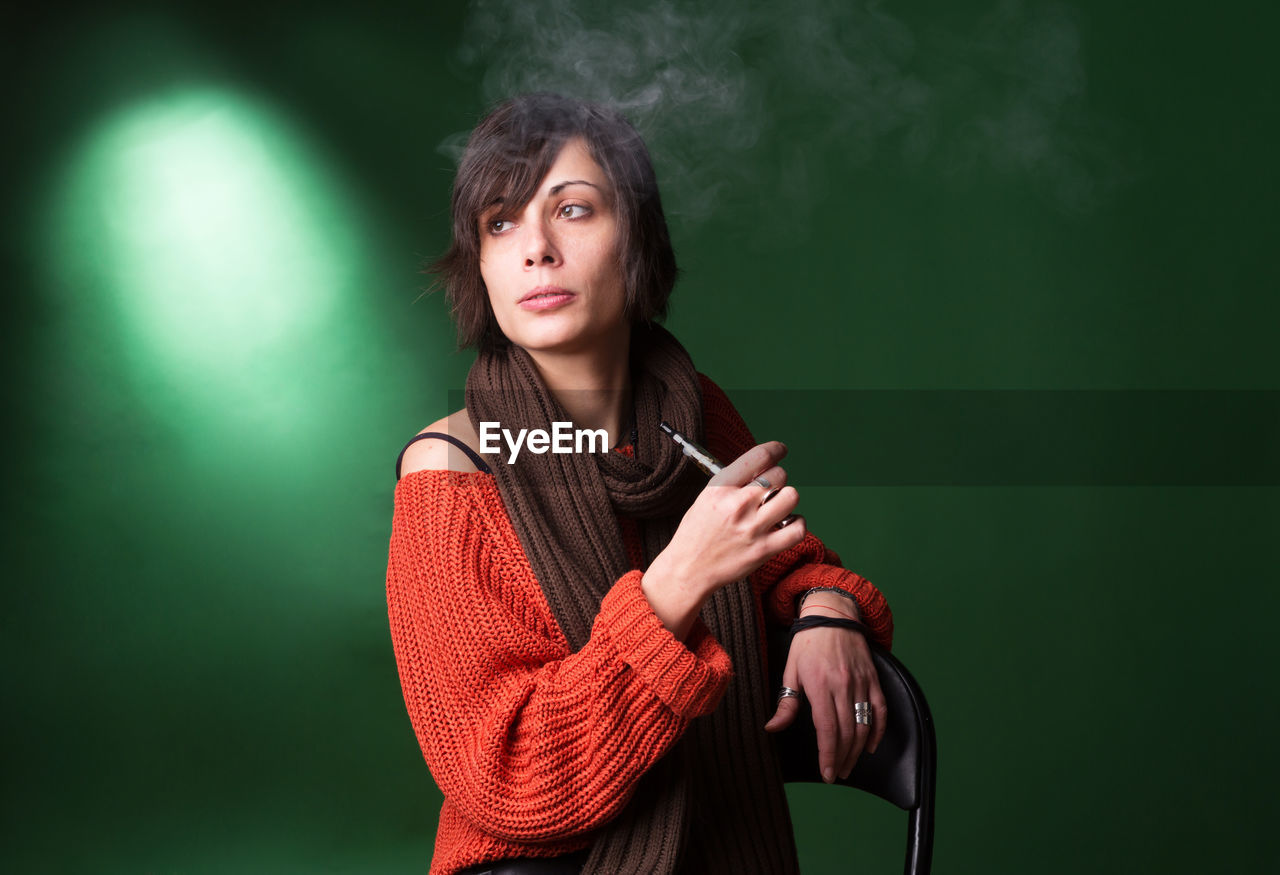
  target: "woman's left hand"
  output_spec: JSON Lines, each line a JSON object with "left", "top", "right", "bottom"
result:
{"left": 764, "top": 615, "right": 888, "bottom": 783}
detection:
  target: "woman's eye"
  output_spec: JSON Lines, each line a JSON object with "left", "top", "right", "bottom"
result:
{"left": 558, "top": 204, "right": 590, "bottom": 219}
{"left": 487, "top": 218, "right": 512, "bottom": 234}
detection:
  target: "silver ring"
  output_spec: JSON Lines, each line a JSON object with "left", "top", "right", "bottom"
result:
{"left": 759, "top": 486, "right": 783, "bottom": 506}
{"left": 855, "top": 701, "right": 871, "bottom": 712}
{"left": 777, "top": 686, "right": 803, "bottom": 702}
{"left": 855, "top": 712, "right": 872, "bottom": 725}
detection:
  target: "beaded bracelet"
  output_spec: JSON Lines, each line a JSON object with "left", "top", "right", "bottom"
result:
{"left": 797, "top": 586, "right": 861, "bottom": 619}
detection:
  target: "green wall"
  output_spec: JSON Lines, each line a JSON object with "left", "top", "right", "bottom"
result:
{"left": 4, "top": 2, "right": 1276, "bottom": 872}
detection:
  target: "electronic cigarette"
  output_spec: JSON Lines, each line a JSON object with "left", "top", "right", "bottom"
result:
{"left": 658, "top": 421, "right": 794, "bottom": 524}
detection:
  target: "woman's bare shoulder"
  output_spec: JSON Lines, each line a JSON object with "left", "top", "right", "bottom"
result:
{"left": 399, "top": 409, "right": 484, "bottom": 475}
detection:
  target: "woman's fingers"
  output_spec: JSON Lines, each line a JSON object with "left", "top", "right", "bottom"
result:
{"left": 762, "top": 512, "right": 806, "bottom": 550}
{"left": 754, "top": 464, "right": 788, "bottom": 494}
{"left": 868, "top": 679, "right": 889, "bottom": 754}
{"left": 703, "top": 442, "right": 800, "bottom": 543}
{"left": 757, "top": 485, "right": 800, "bottom": 530}
{"left": 711, "top": 442, "right": 787, "bottom": 488}
{"left": 832, "top": 691, "right": 857, "bottom": 782}
{"left": 764, "top": 663, "right": 803, "bottom": 733}
{"left": 842, "top": 684, "right": 870, "bottom": 780}
{"left": 810, "top": 693, "right": 841, "bottom": 784}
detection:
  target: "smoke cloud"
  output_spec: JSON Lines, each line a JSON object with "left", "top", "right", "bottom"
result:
{"left": 444, "top": 0, "right": 1125, "bottom": 218}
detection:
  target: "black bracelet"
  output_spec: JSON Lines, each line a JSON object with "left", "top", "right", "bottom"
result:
{"left": 790, "top": 615, "right": 871, "bottom": 638}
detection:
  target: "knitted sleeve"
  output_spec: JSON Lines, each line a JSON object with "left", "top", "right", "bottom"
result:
{"left": 699, "top": 374, "right": 895, "bottom": 649}
{"left": 386, "top": 470, "right": 732, "bottom": 844}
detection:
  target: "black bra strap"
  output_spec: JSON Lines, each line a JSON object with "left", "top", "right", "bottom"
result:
{"left": 395, "top": 432, "right": 493, "bottom": 479}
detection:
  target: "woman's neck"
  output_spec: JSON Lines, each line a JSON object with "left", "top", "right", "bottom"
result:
{"left": 526, "top": 330, "right": 634, "bottom": 448}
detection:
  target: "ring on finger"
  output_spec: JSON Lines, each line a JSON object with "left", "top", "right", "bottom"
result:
{"left": 855, "top": 701, "right": 873, "bottom": 725}
{"left": 777, "top": 686, "right": 803, "bottom": 703}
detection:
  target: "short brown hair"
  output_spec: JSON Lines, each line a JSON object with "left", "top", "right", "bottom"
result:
{"left": 428, "top": 93, "right": 678, "bottom": 352}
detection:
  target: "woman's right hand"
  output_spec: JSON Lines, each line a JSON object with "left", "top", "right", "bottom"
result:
{"left": 642, "top": 442, "right": 807, "bottom": 639}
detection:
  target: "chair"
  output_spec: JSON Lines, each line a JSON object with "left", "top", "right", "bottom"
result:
{"left": 767, "top": 624, "right": 937, "bottom": 875}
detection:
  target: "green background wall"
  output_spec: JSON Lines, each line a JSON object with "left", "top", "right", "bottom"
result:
{"left": 4, "top": 1, "right": 1276, "bottom": 872}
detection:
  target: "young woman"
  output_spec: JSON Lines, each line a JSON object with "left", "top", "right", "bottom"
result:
{"left": 386, "top": 93, "right": 894, "bottom": 875}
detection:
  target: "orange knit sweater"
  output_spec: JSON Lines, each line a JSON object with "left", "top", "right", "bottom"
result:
{"left": 386, "top": 375, "right": 893, "bottom": 874}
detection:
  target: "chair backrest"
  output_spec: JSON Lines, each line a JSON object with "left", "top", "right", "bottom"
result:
{"left": 767, "top": 624, "right": 936, "bottom": 875}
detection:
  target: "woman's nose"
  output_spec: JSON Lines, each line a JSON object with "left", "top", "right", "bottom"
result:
{"left": 523, "top": 221, "right": 561, "bottom": 268}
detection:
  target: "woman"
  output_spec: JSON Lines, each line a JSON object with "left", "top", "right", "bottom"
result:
{"left": 386, "top": 93, "right": 894, "bottom": 875}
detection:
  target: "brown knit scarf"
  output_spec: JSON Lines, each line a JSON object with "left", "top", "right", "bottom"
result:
{"left": 466, "top": 323, "right": 798, "bottom": 874}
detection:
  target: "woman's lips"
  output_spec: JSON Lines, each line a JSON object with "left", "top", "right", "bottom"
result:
{"left": 519, "top": 290, "right": 576, "bottom": 311}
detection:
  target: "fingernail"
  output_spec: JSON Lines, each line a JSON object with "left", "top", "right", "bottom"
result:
{"left": 823, "top": 767, "right": 834, "bottom": 784}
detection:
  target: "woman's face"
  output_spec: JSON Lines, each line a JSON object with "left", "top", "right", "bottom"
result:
{"left": 478, "top": 137, "right": 627, "bottom": 356}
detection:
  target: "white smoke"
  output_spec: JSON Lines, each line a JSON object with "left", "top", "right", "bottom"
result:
{"left": 444, "top": 0, "right": 1125, "bottom": 218}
